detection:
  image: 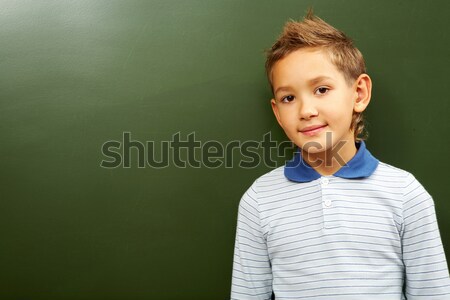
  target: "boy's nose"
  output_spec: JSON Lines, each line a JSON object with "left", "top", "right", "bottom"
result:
{"left": 299, "top": 101, "right": 318, "bottom": 120}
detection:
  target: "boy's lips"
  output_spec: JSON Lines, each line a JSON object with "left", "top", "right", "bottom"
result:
{"left": 299, "top": 124, "right": 327, "bottom": 136}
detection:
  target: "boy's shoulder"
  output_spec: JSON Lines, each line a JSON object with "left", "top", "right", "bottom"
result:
{"left": 255, "top": 165, "right": 286, "bottom": 181}
{"left": 374, "top": 160, "right": 412, "bottom": 177}
{"left": 241, "top": 166, "right": 294, "bottom": 201}
{"left": 247, "top": 160, "right": 420, "bottom": 194}
{"left": 240, "top": 160, "right": 432, "bottom": 222}
{"left": 373, "top": 160, "right": 425, "bottom": 187}
{"left": 253, "top": 160, "right": 413, "bottom": 180}
{"left": 251, "top": 165, "right": 290, "bottom": 189}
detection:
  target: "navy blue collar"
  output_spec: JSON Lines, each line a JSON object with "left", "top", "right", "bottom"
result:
{"left": 285, "top": 141, "right": 379, "bottom": 183}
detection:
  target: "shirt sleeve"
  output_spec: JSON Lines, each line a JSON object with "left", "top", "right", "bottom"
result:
{"left": 401, "top": 173, "right": 450, "bottom": 299}
{"left": 231, "top": 184, "right": 273, "bottom": 300}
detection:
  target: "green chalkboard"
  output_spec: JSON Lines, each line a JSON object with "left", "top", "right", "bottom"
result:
{"left": 1, "top": 0, "right": 449, "bottom": 299}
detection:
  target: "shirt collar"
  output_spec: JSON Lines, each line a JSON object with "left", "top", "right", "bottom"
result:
{"left": 284, "top": 141, "right": 379, "bottom": 183}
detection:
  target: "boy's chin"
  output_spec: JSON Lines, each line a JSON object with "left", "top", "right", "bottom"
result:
{"left": 299, "top": 145, "right": 331, "bottom": 154}
{"left": 293, "top": 139, "right": 331, "bottom": 154}
{"left": 296, "top": 140, "right": 343, "bottom": 155}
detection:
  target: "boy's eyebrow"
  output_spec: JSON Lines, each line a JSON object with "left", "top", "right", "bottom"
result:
{"left": 274, "top": 86, "right": 292, "bottom": 95}
{"left": 274, "top": 75, "right": 333, "bottom": 95}
{"left": 307, "top": 75, "right": 334, "bottom": 86}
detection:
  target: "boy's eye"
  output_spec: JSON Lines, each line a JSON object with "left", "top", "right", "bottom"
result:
{"left": 281, "top": 95, "right": 295, "bottom": 103}
{"left": 315, "top": 87, "right": 329, "bottom": 95}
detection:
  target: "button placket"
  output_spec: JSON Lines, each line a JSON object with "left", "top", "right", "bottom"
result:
{"left": 320, "top": 176, "right": 334, "bottom": 228}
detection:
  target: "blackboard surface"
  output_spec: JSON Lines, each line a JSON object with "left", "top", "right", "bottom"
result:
{"left": 1, "top": 1, "right": 449, "bottom": 299}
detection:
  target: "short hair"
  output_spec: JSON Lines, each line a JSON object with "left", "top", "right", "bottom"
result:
{"left": 265, "top": 8, "right": 368, "bottom": 141}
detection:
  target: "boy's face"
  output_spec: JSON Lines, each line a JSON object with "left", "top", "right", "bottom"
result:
{"left": 270, "top": 48, "right": 368, "bottom": 155}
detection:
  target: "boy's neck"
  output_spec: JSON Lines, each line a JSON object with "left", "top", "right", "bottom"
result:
{"left": 301, "top": 140, "right": 357, "bottom": 176}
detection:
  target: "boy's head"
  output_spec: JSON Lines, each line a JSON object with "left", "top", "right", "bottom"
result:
{"left": 267, "top": 9, "right": 371, "bottom": 154}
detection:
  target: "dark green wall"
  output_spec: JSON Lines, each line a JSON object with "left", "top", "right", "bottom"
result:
{"left": 1, "top": 0, "right": 449, "bottom": 299}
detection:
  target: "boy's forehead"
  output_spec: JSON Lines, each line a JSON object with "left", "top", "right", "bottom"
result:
{"left": 271, "top": 48, "right": 343, "bottom": 87}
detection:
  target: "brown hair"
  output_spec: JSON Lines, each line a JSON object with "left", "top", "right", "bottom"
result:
{"left": 266, "top": 8, "right": 368, "bottom": 141}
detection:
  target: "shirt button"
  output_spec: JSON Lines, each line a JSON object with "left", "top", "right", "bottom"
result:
{"left": 321, "top": 177, "right": 329, "bottom": 186}
{"left": 324, "top": 199, "right": 332, "bottom": 207}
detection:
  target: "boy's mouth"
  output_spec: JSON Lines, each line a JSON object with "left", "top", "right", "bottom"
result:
{"left": 299, "top": 124, "right": 327, "bottom": 136}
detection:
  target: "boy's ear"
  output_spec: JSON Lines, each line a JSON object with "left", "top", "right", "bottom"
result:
{"left": 353, "top": 74, "right": 372, "bottom": 113}
{"left": 271, "top": 99, "right": 283, "bottom": 128}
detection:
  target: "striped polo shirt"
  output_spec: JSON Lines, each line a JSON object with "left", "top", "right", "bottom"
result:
{"left": 231, "top": 141, "right": 450, "bottom": 299}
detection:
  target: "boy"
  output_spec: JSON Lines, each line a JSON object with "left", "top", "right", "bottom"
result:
{"left": 231, "top": 9, "right": 450, "bottom": 300}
